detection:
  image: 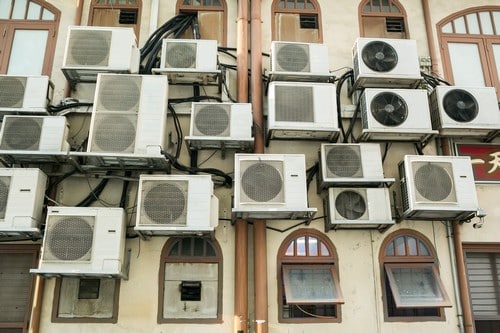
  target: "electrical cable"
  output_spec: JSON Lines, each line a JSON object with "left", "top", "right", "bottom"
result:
{"left": 335, "top": 69, "right": 354, "bottom": 142}
{"left": 76, "top": 173, "right": 111, "bottom": 207}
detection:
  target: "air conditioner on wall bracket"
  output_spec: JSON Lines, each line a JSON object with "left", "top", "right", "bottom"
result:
{"left": 135, "top": 174, "right": 218, "bottom": 238}
{"left": 324, "top": 187, "right": 394, "bottom": 231}
{"left": 267, "top": 81, "right": 339, "bottom": 143}
{"left": 269, "top": 41, "right": 332, "bottom": 82}
{"left": 0, "top": 75, "right": 50, "bottom": 115}
{"left": 0, "top": 168, "right": 47, "bottom": 240}
{"left": 358, "top": 88, "right": 437, "bottom": 143}
{"left": 61, "top": 26, "right": 140, "bottom": 84}
{"left": 399, "top": 155, "right": 479, "bottom": 221}
{"left": 30, "top": 206, "right": 127, "bottom": 278}
{"left": 0, "top": 115, "right": 70, "bottom": 164}
{"left": 70, "top": 73, "right": 169, "bottom": 170}
{"left": 352, "top": 37, "right": 422, "bottom": 90}
{"left": 185, "top": 102, "right": 254, "bottom": 151}
{"left": 317, "top": 143, "right": 395, "bottom": 191}
{"left": 429, "top": 86, "right": 500, "bottom": 140}
{"left": 232, "top": 154, "right": 317, "bottom": 221}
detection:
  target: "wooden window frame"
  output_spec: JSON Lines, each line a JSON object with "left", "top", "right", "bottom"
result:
{"left": 271, "top": 0, "right": 323, "bottom": 43}
{"left": 88, "top": 0, "right": 142, "bottom": 39}
{"left": 358, "top": 0, "right": 409, "bottom": 39}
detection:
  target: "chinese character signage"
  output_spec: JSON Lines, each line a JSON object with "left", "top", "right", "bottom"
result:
{"left": 456, "top": 144, "right": 500, "bottom": 182}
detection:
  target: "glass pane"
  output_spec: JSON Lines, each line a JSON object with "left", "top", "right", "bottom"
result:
{"left": 320, "top": 243, "right": 330, "bottom": 256}
{"left": 442, "top": 22, "right": 453, "bottom": 33}
{"left": 309, "top": 237, "right": 318, "bottom": 256}
{"left": 278, "top": 0, "right": 285, "bottom": 9}
{"left": 381, "top": 0, "right": 390, "bottom": 13}
{"left": 7, "top": 29, "right": 48, "bottom": 75}
{"left": 480, "top": 12, "right": 494, "bottom": 35}
{"left": 385, "top": 241, "right": 395, "bottom": 256}
{"left": 27, "top": 2, "right": 41, "bottom": 19}
{"left": 297, "top": 0, "right": 305, "bottom": 10}
{"left": 466, "top": 13, "right": 480, "bottom": 34}
{"left": 454, "top": 17, "right": 467, "bottom": 34}
{"left": 448, "top": 42, "right": 486, "bottom": 86}
{"left": 418, "top": 240, "right": 430, "bottom": 256}
{"left": 181, "top": 238, "right": 191, "bottom": 255}
{"left": 0, "top": 1, "right": 11, "bottom": 19}
{"left": 42, "top": 9, "right": 55, "bottom": 20}
{"left": 285, "top": 242, "right": 294, "bottom": 256}
{"left": 213, "top": 0, "right": 221, "bottom": 5}
{"left": 395, "top": 236, "right": 406, "bottom": 256}
{"left": 296, "top": 237, "right": 306, "bottom": 256}
{"left": 12, "top": 0, "right": 27, "bottom": 19}
{"left": 363, "top": 4, "right": 371, "bottom": 13}
{"left": 391, "top": 4, "right": 400, "bottom": 13}
{"left": 283, "top": 266, "right": 342, "bottom": 304}
{"left": 286, "top": 0, "right": 294, "bottom": 9}
{"left": 193, "top": 238, "right": 204, "bottom": 256}
{"left": 306, "top": 0, "right": 314, "bottom": 9}
{"left": 407, "top": 236, "right": 417, "bottom": 256}
{"left": 494, "top": 12, "right": 500, "bottom": 35}
{"left": 492, "top": 44, "right": 500, "bottom": 85}
{"left": 183, "top": 0, "right": 190, "bottom": 5}
{"left": 372, "top": 0, "right": 380, "bottom": 12}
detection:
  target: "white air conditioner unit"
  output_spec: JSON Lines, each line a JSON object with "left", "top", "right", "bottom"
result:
{"left": 269, "top": 41, "right": 331, "bottom": 82}
{"left": 0, "top": 75, "right": 49, "bottom": 115}
{"left": 352, "top": 38, "right": 422, "bottom": 89}
{"left": 399, "top": 155, "right": 479, "bottom": 221}
{"left": 185, "top": 102, "right": 254, "bottom": 151}
{"left": 429, "top": 86, "right": 500, "bottom": 138}
{"left": 358, "top": 88, "right": 437, "bottom": 142}
{"left": 135, "top": 174, "right": 218, "bottom": 237}
{"left": 30, "top": 207, "right": 127, "bottom": 278}
{"left": 62, "top": 26, "right": 140, "bottom": 83}
{"left": 324, "top": 187, "right": 394, "bottom": 230}
{"left": 0, "top": 115, "right": 69, "bottom": 163}
{"left": 267, "top": 81, "right": 339, "bottom": 142}
{"left": 318, "top": 143, "right": 395, "bottom": 191}
{"left": 232, "top": 154, "right": 317, "bottom": 220}
{"left": 0, "top": 168, "right": 47, "bottom": 239}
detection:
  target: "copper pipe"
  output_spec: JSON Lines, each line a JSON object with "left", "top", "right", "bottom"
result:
{"left": 253, "top": 220, "right": 268, "bottom": 333}
{"left": 421, "top": 0, "right": 440, "bottom": 74}
{"left": 237, "top": 0, "right": 249, "bottom": 103}
{"left": 28, "top": 276, "right": 44, "bottom": 333}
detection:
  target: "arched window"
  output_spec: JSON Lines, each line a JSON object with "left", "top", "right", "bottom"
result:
{"left": 272, "top": 0, "right": 323, "bottom": 43}
{"left": 176, "top": 0, "right": 227, "bottom": 46}
{"left": 380, "top": 230, "right": 451, "bottom": 321}
{"left": 277, "top": 229, "right": 343, "bottom": 323}
{"left": 359, "top": 0, "right": 408, "bottom": 39}
{"left": 158, "top": 237, "right": 223, "bottom": 323}
{"left": 0, "top": 0, "right": 60, "bottom": 75}
{"left": 88, "top": 0, "right": 142, "bottom": 39}
{"left": 437, "top": 6, "right": 500, "bottom": 96}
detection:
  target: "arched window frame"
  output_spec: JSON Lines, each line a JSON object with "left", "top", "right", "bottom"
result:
{"left": 379, "top": 230, "right": 451, "bottom": 322}
{"left": 359, "top": 0, "right": 409, "bottom": 39}
{"left": 277, "top": 229, "right": 343, "bottom": 323}
{"left": 158, "top": 237, "right": 223, "bottom": 323}
{"left": 88, "top": 0, "right": 142, "bottom": 39}
{"left": 271, "top": 0, "right": 323, "bottom": 43}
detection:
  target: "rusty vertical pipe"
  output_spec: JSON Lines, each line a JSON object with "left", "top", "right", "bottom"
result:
{"left": 237, "top": 0, "right": 249, "bottom": 103}
{"left": 421, "top": 0, "right": 440, "bottom": 74}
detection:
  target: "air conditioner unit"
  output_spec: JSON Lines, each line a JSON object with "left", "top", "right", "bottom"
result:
{"left": 0, "top": 75, "right": 50, "bottom": 115}
{"left": 429, "top": 86, "right": 500, "bottom": 139}
{"left": 0, "top": 115, "right": 70, "bottom": 163}
{"left": 232, "top": 154, "right": 317, "bottom": 220}
{"left": 61, "top": 26, "right": 140, "bottom": 83}
{"left": 352, "top": 38, "right": 422, "bottom": 89}
{"left": 358, "top": 88, "right": 437, "bottom": 142}
{"left": 324, "top": 187, "right": 394, "bottom": 231}
{"left": 135, "top": 174, "right": 218, "bottom": 237}
{"left": 269, "top": 41, "right": 332, "bottom": 82}
{"left": 0, "top": 168, "right": 47, "bottom": 239}
{"left": 399, "top": 155, "right": 479, "bottom": 221}
{"left": 267, "top": 81, "right": 339, "bottom": 142}
{"left": 30, "top": 207, "right": 127, "bottom": 278}
{"left": 318, "top": 143, "right": 395, "bottom": 191}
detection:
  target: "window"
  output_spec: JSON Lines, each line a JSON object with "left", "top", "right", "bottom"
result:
{"left": 159, "top": 237, "right": 223, "bottom": 323}
{"left": 272, "top": 0, "right": 322, "bottom": 43}
{"left": 464, "top": 244, "right": 500, "bottom": 333}
{"left": 0, "top": 0, "right": 60, "bottom": 76}
{"left": 380, "top": 230, "right": 452, "bottom": 321}
{"left": 438, "top": 7, "right": 500, "bottom": 97}
{"left": 88, "top": 0, "right": 142, "bottom": 39}
{"left": 176, "top": 0, "right": 227, "bottom": 46}
{"left": 277, "top": 229, "right": 343, "bottom": 323}
{"left": 52, "top": 277, "right": 120, "bottom": 323}
{"left": 0, "top": 245, "right": 39, "bottom": 333}
{"left": 359, "top": 0, "right": 408, "bottom": 39}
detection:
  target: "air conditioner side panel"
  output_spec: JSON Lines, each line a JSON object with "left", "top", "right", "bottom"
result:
{"left": 39, "top": 117, "right": 69, "bottom": 151}
{"left": 230, "top": 104, "right": 253, "bottom": 139}
{"left": 359, "top": 143, "right": 385, "bottom": 178}
{"left": 107, "top": 28, "right": 140, "bottom": 72}
{"left": 366, "top": 188, "right": 393, "bottom": 221}
{"left": 185, "top": 177, "right": 216, "bottom": 228}
{"left": 92, "top": 208, "right": 126, "bottom": 273}
{"left": 23, "top": 76, "right": 49, "bottom": 109}
{"left": 196, "top": 40, "right": 219, "bottom": 71}
{"left": 308, "top": 43, "right": 330, "bottom": 73}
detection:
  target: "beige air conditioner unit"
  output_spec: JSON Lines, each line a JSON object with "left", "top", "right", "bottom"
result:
{"left": 0, "top": 75, "right": 50, "bottom": 115}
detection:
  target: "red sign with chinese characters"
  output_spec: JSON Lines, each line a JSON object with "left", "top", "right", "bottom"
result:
{"left": 456, "top": 144, "right": 500, "bottom": 182}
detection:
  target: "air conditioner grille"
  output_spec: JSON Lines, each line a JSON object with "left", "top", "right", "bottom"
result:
{"left": 276, "top": 43, "right": 310, "bottom": 72}
{"left": 44, "top": 216, "right": 95, "bottom": 261}
{"left": 442, "top": 89, "right": 479, "bottom": 123}
{"left": 142, "top": 181, "right": 188, "bottom": 225}
{"left": 241, "top": 161, "right": 284, "bottom": 203}
{"left": 0, "top": 176, "right": 10, "bottom": 219}
{"left": 413, "top": 162, "right": 456, "bottom": 202}
{"left": 362, "top": 41, "right": 398, "bottom": 72}
{"left": 275, "top": 85, "right": 314, "bottom": 122}
{"left": 67, "top": 30, "right": 111, "bottom": 66}
{"left": 165, "top": 42, "right": 196, "bottom": 68}
{"left": 325, "top": 145, "right": 362, "bottom": 178}
{"left": 193, "top": 104, "right": 230, "bottom": 136}
{"left": 0, "top": 77, "right": 26, "bottom": 108}
{"left": 335, "top": 190, "right": 366, "bottom": 220}
{"left": 91, "top": 114, "right": 136, "bottom": 152}
{"left": 97, "top": 76, "right": 141, "bottom": 112}
{"left": 0, "top": 117, "right": 42, "bottom": 150}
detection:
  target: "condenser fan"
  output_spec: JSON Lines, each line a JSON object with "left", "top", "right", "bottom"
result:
{"left": 335, "top": 190, "right": 366, "bottom": 220}
{"left": 241, "top": 162, "right": 283, "bottom": 202}
{"left": 143, "top": 182, "right": 187, "bottom": 224}
{"left": 0, "top": 117, "right": 42, "bottom": 150}
{"left": 370, "top": 92, "right": 408, "bottom": 126}
{"left": 46, "top": 217, "right": 94, "bottom": 261}
{"left": 68, "top": 30, "right": 111, "bottom": 66}
{"left": 165, "top": 42, "right": 196, "bottom": 68}
{"left": 97, "top": 76, "right": 140, "bottom": 112}
{"left": 276, "top": 44, "right": 309, "bottom": 72}
{"left": 442, "top": 89, "right": 479, "bottom": 122}
{"left": 0, "top": 77, "right": 25, "bottom": 108}
{"left": 414, "top": 163, "right": 453, "bottom": 202}
{"left": 361, "top": 41, "right": 398, "bottom": 72}
{"left": 194, "top": 104, "right": 230, "bottom": 136}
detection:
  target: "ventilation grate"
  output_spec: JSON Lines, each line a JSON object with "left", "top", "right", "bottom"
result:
{"left": 165, "top": 42, "right": 197, "bottom": 69}
{"left": 0, "top": 77, "right": 26, "bottom": 108}
{"left": 91, "top": 114, "right": 137, "bottom": 153}
{"left": 141, "top": 181, "right": 188, "bottom": 225}
{"left": 96, "top": 76, "right": 141, "bottom": 112}
{"left": 386, "top": 18, "right": 405, "bottom": 33}
{"left": 193, "top": 104, "right": 231, "bottom": 136}
{"left": 325, "top": 145, "right": 362, "bottom": 178}
{"left": 0, "top": 176, "right": 10, "bottom": 219}
{"left": 240, "top": 161, "right": 284, "bottom": 203}
{"left": 276, "top": 43, "right": 310, "bottom": 72}
{"left": 44, "top": 216, "right": 95, "bottom": 261}
{"left": 275, "top": 85, "right": 314, "bottom": 122}
{"left": 413, "top": 162, "right": 456, "bottom": 203}
{"left": 119, "top": 9, "right": 138, "bottom": 24}
{"left": 67, "top": 30, "right": 111, "bottom": 66}
{"left": 0, "top": 117, "right": 42, "bottom": 150}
